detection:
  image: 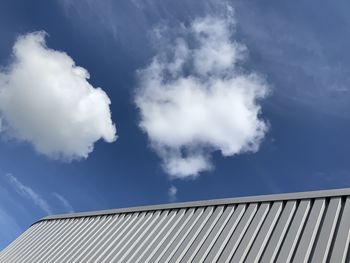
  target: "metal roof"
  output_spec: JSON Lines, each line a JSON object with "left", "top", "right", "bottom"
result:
{"left": 1, "top": 188, "right": 350, "bottom": 262}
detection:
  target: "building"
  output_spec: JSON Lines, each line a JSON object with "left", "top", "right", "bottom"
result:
{"left": 1, "top": 188, "right": 350, "bottom": 262}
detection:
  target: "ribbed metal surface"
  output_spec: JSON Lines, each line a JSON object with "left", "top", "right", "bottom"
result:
{"left": 1, "top": 193, "right": 350, "bottom": 262}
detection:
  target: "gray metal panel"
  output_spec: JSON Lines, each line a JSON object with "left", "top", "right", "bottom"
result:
{"left": 260, "top": 200, "right": 297, "bottom": 263}
{"left": 41, "top": 216, "right": 101, "bottom": 263}
{"left": 310, "top": 197, "right": 342, "bottom": 263}
{"left": 169, "top": 206, "right": 213, "bottom": 263}
{"left": 329, "top": 196, "right": 350, "bottom": 263}
{"left": 87, "top": 213, "right": 137, "bottom": 262}
{"left": 138, "top": 209, "right": 186, "bottom": 263}
{"left": 10, "top": 220, "right": 55, "bottom": 262}
{"left": 0, "top": 221, "right": 41, "bottom": 262}
{"left": 276, "top": 199, "right": 311, "bottom": 263}
{"left": 149, "top": 208, "right": 196, "bottom": 262}
{"left": 192, "top": 205, "right": 235, "bottom": 263}
{"left": 37, "top": 217, "right": 95, "bottom": 263}
{"left": 229, "top": 202, "right": 270, "bottom": 263}
{"left": 115, "top": 211, "right": 162, "bottom": 262}
{"left": 2, "top": 188, "right": 350, "bottom": 263}
{"left": 129, "top": 210, "right": 177, "bottom": 263}
{"left": 204, "top": 204, "right": 246, "bottom": 263}
{"left": 159, "top": 207, "right": 204, "bottom": 262}
{"left": 292, "top": 198, "right": 325, "bottom": 263}
{"left": 0, "top": 221, "right": 44, "bottom": 262}
{"left": 217, "top": 203, "right": 258, "bottom": 263}
{"left": 95, "top": 212, "right": 146, "bottom": 262}
{"left": 58, "top": 216, "right": 113, "bottom": 262}
{"left": 103, "top": 212, "right": 154, "bottom": 262}
{"left": 74, "top": 213, "right": 127, "bottom": 262}
{"left": 245, "top": 201, "right": 283, "bottom": 263}
{"left": 18, "top": 219, "right": 71, "bottom": 262}
{"left": 180, "top": 206, "right": 224, "bottom": 262}
{"left": 0, "top": 222, "right": 40, "bottom": 261}
{"left": 61, "top": 215, "right": 117, "bottom": 262}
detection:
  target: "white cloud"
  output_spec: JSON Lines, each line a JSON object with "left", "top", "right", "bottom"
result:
{"left": 135, "top": 11, "right": 270, "bottom": 178}
{"left": 5, "top": 173, "right": 52, "bottom": 215}
{"left": 168, "top": 185, "right": 177, "bottom": 201}
{"left": 52, "top": 192, "right": 74, "bottom": 213}
{"left": 0, "top": 32, "right": 117, "bottom": 160}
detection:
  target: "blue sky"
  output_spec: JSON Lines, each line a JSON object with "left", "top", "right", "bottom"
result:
{"left": 1, "top": 0, "right": 350, "bottom": 249}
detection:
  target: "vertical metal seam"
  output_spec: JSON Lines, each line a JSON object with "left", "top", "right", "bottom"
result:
{"left": 180, "top": 206, "right": 224, "bottom": 263}
{"left": 76, "top": 213, "right": 128, "bottom": 263}
{"left": 62, "top": 215, "right": 116, "bottom": 262}
{"left": 134, "top": 209, "right": 183, "bottom": 263}
{"left": 192, "top": 205, "right": 236, "bottom": 263}
{"left": 124, "top": 210, "right": 170, "bottom": 263}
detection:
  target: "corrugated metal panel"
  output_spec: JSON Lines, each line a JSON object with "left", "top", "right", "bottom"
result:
{"left": 1, "top": 189, "right": 350, "bottom": 262}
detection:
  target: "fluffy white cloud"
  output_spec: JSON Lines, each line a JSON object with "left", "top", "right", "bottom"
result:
{"left": 0, "top": 32, "right": 117, "bottom": 160}
{"left": 135, "top": 13, "right": 270, "bottom": 178}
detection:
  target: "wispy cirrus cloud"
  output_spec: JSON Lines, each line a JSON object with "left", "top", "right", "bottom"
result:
{"left": 5, "top": 173, "right": 52, "bottom": 215}
{"left": 135, "top": 8, "right": 270, "bottom": 178}
{"left": 52, "top": 192, "right": 74, "bottom": 213}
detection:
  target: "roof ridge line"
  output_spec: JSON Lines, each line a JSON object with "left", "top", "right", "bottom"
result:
{"left": 35, "top": 187, "right": 350, "bottom": 224}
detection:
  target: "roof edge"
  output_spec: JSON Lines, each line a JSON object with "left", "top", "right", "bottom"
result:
{"left": 36, "top": 187, "right": 350, "bottom": 224}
